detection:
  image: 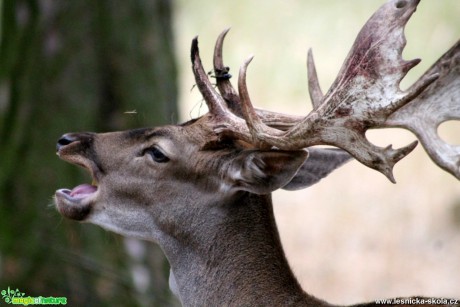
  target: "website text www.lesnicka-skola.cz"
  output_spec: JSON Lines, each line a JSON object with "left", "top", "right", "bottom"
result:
{"left": 375, "top": 297, "right": 459, "bottom": 306}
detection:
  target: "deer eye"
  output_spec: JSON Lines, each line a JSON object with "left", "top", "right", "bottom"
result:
{"left": 145, "top": 147, "right": 170, "bottom": 163}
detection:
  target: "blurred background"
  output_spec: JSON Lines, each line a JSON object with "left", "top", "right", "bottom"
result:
{"left": 1, "top": 0, "right": 459, "bottom": 306}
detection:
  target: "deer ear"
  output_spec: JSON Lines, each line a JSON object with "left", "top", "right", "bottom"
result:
{"left": 282, "top": 148, "right": 352, "bottom": 191}
{"left": 227, "top": 150, "right": 308, "bottom": 194}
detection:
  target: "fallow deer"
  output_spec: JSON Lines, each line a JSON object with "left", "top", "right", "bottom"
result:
{"left": 54, "top": 0, "right": 459, "bottom": 306}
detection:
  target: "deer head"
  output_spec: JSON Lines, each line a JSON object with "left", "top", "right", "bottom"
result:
{"left": 54, "top": 0, "right": 459, "bottom": 305}
{"left": 54, "top": 115, "right": 349, "bottom": 305}
{"left": 55, "top": 126, "right": 347, "bottom": 239}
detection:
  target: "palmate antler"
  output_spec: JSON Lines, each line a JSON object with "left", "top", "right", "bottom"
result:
{"left": 191, "top": 0, "right": 460, "bottom": 183}
{"left": 385, "top": 40, "right": 460, "bottom": 178}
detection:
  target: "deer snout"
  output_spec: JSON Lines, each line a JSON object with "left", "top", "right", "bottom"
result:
{"left": 56, "top": 132, "right": 100, "bottom": 173}
{"left": 56, "top": 132, "right": 95, "bottom": 152}
{"left": 55, "top": 132, "right": 101, "bottom": 221}
{"left": 56, "top": 134, "right": 78, "bottom": 151}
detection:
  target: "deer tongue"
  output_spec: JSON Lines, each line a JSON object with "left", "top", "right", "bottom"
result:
{"left": 70, "top": 184, "right": 97, "bottom": 198}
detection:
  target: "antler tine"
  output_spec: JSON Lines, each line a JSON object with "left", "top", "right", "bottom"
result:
{"left": 237, "top": 56, "right": 286, "bottom": 148}
{"left": 213, "top": 28, "right": 230, "bottom": 69}
{"left": 386, "top": 40, "right": 460, "bottom": 179}
{"left": 192, "top": 33, "right": 300, "bottom": 145}
{"left": 213, "top": 29, "right": 305, "bottom": 131}
{"left": 191, "top": 36, "right": 260, "bottom": 144}
{"left": 212, "top": 28, "right": 244, "bottom": 117}
{"left": 307, "top": 49, "right": 323, "bottom": 109}
{"left": 191, "top": 37, "right": 229, "bottom": 119}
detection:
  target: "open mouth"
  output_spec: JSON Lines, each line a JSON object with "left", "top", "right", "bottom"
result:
{"left": 55, "top": 158, "right": 100, "bottom": 221}
{"left": 58, "top": 183, "right": 98, "bottom": 199}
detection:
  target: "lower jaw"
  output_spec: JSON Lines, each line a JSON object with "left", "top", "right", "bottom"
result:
{"left": 55, "top": 189, "right": 94, "bottom": 221}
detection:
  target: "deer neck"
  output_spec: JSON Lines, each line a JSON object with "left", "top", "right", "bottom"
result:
{"left": 158, "top": 192, "right": 326, "bottom": 306}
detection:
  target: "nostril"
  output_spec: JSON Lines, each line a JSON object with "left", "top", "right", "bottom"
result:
{"left": 56, "top": 134, "right": 77, "bottom": 151}
{"left": 58, "top": 137, "right": 74, "bottom": 146}
{"left": 395, "top": 0, "right": 407, "bottom": 9}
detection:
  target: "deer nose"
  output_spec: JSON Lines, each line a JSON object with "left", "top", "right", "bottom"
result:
{"left": 56, "top": 134, "right": 78, "bottom": 152}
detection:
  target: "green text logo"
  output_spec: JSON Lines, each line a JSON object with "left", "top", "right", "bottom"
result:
{"left": 1, "top": 287, "right": 67, "bottom": 305}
